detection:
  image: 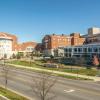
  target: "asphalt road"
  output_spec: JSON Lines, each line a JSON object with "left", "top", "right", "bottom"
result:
{"left": 0, "top": 65, "right": 100, "bottom": 100}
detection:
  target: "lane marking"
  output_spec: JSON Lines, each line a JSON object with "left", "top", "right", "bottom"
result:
{"left": 64, "top": 89, "right": 75, "bottom": 93}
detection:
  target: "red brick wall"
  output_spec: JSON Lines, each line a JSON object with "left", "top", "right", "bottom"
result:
{"left": 42, "top": 33, "right": 85, "bottom": 49}
{"left": 42, "top": 34, "right": 72, "bottom": 49}
{"left": 71, "top": 33, "right": 85, "bottom": 46}
{"left": 22, "top": 42, "right": 37, "bottom": 51}
{"left": 16, "top": 42, "right": 37, "bottom": 51}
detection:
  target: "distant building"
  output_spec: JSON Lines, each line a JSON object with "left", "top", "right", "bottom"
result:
{"left": 54, "top": 43, "right": 100, "bottom": 65}
{"left": 0, "top": 32, "right": 38, "bottom": 59}
{"left": 88, "top": 27, "right": 100, "bottom": 36}
{"left": 42, "top": 33, "right": 85, "bottom": 56}
{"left": 55, "top": 27, "right": 100, "bottom": 59}
{"left": 42, "top": 34, "right": 71, "bottom": 56}
{"left": 63, "top": 43, "right": 100, "bottom": 58}
{"left": 16, "top": 41, "right": 37, "bottom": 57}
{"left": 0, "top": 32, "right": 17, "bottom": 58}
{"left": 84, "top": 27, "right": 100, "bottom": 44}
{"left": 70, "top": 33, "right": 85, "bottom": 46}
{"left": 1, "top": 27, "right": 100, "bottom": 59}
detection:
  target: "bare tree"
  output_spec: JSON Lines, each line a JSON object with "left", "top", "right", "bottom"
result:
{"left": 31, "top": 71, "right": 57, "bottom": 100}
{"left": 1, "top": 65, "right": 11, "bottom": 90}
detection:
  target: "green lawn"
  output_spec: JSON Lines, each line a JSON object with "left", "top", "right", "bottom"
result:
{"left": 0, "top": 87, "right": 29, "bottom": 100}
{"left": 59, "top": 68, "right": 98, "bottom": 76}
{"left": 8, "top": 60, "right": 98, "bottom": 76}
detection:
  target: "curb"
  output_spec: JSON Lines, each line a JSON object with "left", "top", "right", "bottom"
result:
{"left": 6, "top": 63, "right": 100, "bottom": 81}
{"left": 0, "top": 94, "right": 9, "bottom": 100}
{"left": 0, "top": 85, "right": 33, "bottom": 100}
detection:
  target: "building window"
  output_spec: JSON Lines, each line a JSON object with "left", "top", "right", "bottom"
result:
{"left": 78, "top": 48, "right": 82, "bottom": 52}
{"left": 69, "top": 48, "right": 72, "bottom": 52}
{"left": 65, "top": 48, "right": 68, "bottom": 52}
{"left": 83, "top": 48, "right": 87, "bottom": 52}
{"left": 68, "top": 38, "right": 70, "bottom": 42}
{"left": 74, "top": 48, "right": 77, "bottom": 52}
{"left": 88, "top": 48, "right": 92, "bottom": 52}
{"left": 93, "top": 47, "right": 98, "bottom": 52}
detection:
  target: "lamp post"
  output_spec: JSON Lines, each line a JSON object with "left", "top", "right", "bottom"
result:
{"left": 2, "top": 47, "right": 5, "bottom": 66}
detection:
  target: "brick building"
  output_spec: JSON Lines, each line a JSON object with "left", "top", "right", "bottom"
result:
{"left": 0, "top": 32, "right": 38, "bottom": 58}
{"left": 56, "top": 27, "right": 100, "bottom": 59}
{"left": 1, "top": 27, "right": 100, "bottom": 58}
{"left": 42, "top": 33, "right": 85, "bottom": 56}
{"left": 84, "top": 27, "right": 100, "bottom": 44}
{"left": 42, "top": 34, "right": 71, "bottom": 49}
{"left": 42, "top": 34, "right": 72, "bottom": 56}
{"left": 70, "top": 33, "right": 85, "bottom": 46}
{"left": 88, "top": 27, "right": 100, "bottom": 36}
{"left": 17, "top": 41, "right": 37, "bottom": 57}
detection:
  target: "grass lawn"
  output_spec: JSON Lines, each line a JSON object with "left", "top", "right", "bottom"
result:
{"left": 59, "top": 68, "right": 98, "bottom": 76}
{"left": 0, "top": 87, "right": 29, "bottom": 100}
{"left": 8, "top": 60, "right": 98, "bottom": 76}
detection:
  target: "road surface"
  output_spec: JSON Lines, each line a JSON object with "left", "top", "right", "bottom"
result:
{"left": 0, "top": 65, "right": 100, "bottom": 100}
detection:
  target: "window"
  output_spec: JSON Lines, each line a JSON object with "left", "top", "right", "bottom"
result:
{"left": 74, "top": 48, "right": 77, "bottom": 52}
{"left": 68, "top": 38, "right": 70, "bottom": 42}
{"left": 93, "top": 47, "right": 98, "bottom": 52}
{"left": 88, "top": 48, "right": 92, "bottom": 52}
{"left": 31, "top": 48, "right": 34, "bottom": 51}
{"left": 83, "top": 48, "right": 87, "bottom": 52}
{"left": 58, "top": 39, "right": 60, "bottom": 42}
{"left": 65, "top": 49, "right": 68, "bottom": 52}
{"left": 69, "top": 48, "right": 72, "bottom": 52}
{"left": 78, "top": 48, "right": 82, "bottom": 52}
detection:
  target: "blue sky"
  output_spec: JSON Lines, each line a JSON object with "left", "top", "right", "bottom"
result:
{"left": 0, "top": 0, "right": 100, "bottom": 43}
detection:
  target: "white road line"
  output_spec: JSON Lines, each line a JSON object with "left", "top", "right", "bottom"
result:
{"left": 64, "top": 89, "right": 75, "bottom": 93}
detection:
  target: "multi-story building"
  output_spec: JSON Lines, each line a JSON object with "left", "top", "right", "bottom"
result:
{"left": 63, "top": 43, "right": 100, "bottom": 58}
{"left": 56, "top": 27, "right": 100, "bottom": 60}
{"left": 0, "top": 32, "right": 38, "bottom": 59}
{"left": 0, "top": 32, "right": 17, "bottom": 58}
{"left": 84, "top": 27, "right": 100, "bottom": 44}
{"left": 42, "top": 34, "right": 72, "bottom": 56}
{"left": 88, "top": 27, "right": 100, "bottom": 36}
{"left": 42, "top": 33, "right": 85, "bottom": 56}
{"left": 70, "top": 33, "right": 85, "bottom": 46}
{"left": 55, "top": 43, "right": 100, "bottom": 65}
{"left": 17, "top": 41, "right": 37, "bottom": 56}
{"left": 1, "top": 27, "right": 100, "bottom": 59}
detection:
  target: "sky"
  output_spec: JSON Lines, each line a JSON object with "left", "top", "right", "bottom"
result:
{"left": 0, "top": 0, "right": 100, "bottom": 43}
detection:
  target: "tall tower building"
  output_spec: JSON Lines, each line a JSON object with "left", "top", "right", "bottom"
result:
{"left": 88, "top": 27, "right": 100, "bottom": 35}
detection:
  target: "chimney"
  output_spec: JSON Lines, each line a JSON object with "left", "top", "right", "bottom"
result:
{"left": 52, "top": 33, "right": 55, "bottom": 35}
{"left": 62, "top": 34, "right": 64, "bottom": 36}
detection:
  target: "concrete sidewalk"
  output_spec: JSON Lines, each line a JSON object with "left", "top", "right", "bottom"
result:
{"left": 7, "top": 63, "right": 100, "bottom": 82}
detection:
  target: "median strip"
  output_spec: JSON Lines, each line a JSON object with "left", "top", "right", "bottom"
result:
{"left": 6, "top": 63, "right": 100, "bottom": 81}
{"left": 0, "top": 94, "right": 9, "bottom": 100}
{"left": 0, "top": 86, "right": 29, "bottom": 100}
